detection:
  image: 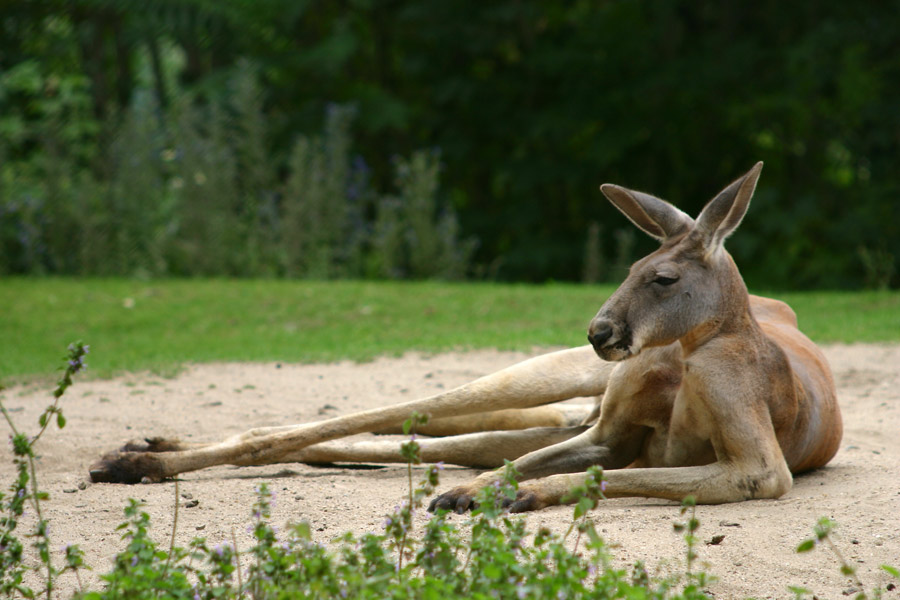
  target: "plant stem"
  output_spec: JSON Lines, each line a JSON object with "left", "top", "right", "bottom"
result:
{"left": 231, "top": 525, "right": 244, "bottom": 597}
{"left": 823, "top": 535, "right": 866, "bottom": 593}
{"left": 160, "top": 479, "right": 180, "bottom": 587}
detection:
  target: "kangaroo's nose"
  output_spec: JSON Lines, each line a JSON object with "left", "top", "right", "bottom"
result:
{"left": 588, "top": 321, "right": 613, "bottom": 350}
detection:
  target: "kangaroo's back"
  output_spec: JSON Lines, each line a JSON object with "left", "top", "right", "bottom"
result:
{"left": 752, "top": 296, "right": 842, "bottom": 472}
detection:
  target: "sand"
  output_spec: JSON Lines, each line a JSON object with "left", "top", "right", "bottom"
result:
{"left": 2, "top": 344, "right": 898, "bottom": 598}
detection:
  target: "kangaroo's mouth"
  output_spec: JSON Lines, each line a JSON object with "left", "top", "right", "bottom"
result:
{"left": 593, "top": 324, "right": 634, "bottom": 361}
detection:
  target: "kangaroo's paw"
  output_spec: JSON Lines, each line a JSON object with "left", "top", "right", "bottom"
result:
{"left": 89, "top": 450, "right": 167, "bottom": 484}
{"left": 428, "top": 486, "right": 480, "bottom": 514}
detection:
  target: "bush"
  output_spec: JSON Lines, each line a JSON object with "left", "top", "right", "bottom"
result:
{"left": 0, "top": 67, "right": 473, "bottom": 280}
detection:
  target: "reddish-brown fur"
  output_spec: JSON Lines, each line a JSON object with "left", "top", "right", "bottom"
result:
{"left": 91, "top": 163, "right": 841, "bottom": 516}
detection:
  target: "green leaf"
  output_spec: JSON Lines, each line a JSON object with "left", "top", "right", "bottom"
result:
{"left": 796, "top": 539, "right": 816, "bottom": 553}
{"left": 57, "top": 412, "right": 66, "bottom": 429}
{"left": 882, "top": 564, "right": 900, "bottom": 578}
{"left": 573, "top": 496, "right": 594, "bottom": 520}
{"left": 294, "top": 521, "right": 312, "bottom": 541}
{"left": 482, "top": 563, "right": 502, "bottom": 580}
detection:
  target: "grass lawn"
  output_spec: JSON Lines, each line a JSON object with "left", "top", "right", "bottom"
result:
{"left": 1, "top": 278, "right": 898, "bottom": 382}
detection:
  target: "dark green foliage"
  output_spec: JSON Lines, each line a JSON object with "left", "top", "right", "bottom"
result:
{"left": 1, "top": 1, "right": 897, "bottom": 287}
{"left": 0, "top": 17, "right": 472, "bottom": 280}
{"left": 0, "top": 80, "right": 472, "bottom": 279}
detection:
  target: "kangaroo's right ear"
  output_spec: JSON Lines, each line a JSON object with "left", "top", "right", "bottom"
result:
{"left": 600, "top": 184, "right": 694, "bottom": 241}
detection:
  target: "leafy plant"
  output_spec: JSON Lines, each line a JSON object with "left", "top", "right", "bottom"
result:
{"left": 793, "top": 517, "right": 899, "bottom": 600}
{"left": 1, "top": 342, "right": 89, "bottom": 598}
{"left": 0, "top": 64, "right": 474, "bottom": 280}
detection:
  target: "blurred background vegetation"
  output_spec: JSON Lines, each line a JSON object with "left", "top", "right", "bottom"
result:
{"left": 1, "top": 0, "right": 897, "bottom": 289}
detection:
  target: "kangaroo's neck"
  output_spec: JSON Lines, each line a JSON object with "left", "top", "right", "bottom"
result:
{"left": 679, "top": 258, "right": 757, "bottom": 356}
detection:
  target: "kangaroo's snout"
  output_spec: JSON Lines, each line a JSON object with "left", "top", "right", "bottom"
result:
{"left": 588, "top": 317, "right": 633, "bottom": 361}
{"left": 588, "top": 321, "right": 613, "bottom": 351}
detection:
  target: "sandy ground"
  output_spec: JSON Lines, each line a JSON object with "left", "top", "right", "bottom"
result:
{"left": 2, "top": 344, "right": 899, "bottom": 599}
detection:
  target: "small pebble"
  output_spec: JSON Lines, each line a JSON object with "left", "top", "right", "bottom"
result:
{"left": 718, "top": 521, "right": 741, "bottom": 527}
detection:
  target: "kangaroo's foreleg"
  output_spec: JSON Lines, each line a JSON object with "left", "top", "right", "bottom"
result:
{"left": 427, "top": 419, "right": 648, "bottom": 513}
{"left": 501, "top": 458, "right": 793, "bottom": 512}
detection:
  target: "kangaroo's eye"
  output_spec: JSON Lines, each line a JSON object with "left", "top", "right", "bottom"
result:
{"left": 653, "top": 275, "right": 679, "bottom": 286}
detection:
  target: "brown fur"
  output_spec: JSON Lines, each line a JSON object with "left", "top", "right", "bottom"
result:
{"left": 90, "top": 163, "right": 841, "bottom": 515}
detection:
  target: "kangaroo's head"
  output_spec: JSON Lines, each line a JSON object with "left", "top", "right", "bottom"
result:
{"left": 587, "top": 162, "right": 763, "bottom": 361}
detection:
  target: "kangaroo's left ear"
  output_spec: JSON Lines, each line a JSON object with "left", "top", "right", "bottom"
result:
{"left": 600, "top": 184, "right": 694, "bottom": 242}
{"left": 695, "top": 162, "right": 763, "bottom": 251}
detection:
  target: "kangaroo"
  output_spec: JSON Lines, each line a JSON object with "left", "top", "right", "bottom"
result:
{"left": 90, "top": 163, "right": 842, "bottom": 514}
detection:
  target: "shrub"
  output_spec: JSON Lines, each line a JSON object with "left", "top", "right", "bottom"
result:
{"left": 0, "top": 68, "right": 473, "bottom": 280}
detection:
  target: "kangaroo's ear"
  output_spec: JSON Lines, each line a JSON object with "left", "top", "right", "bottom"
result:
{"left": 600, "top": 184, "right": 694, "bottom": 242}
{"left": 695, "top": 162, "right": 763, "bottom": 251}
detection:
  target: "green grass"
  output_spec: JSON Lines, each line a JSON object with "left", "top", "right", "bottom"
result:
{"left": 1, "top": 278, "right": 898, "bottom": 382}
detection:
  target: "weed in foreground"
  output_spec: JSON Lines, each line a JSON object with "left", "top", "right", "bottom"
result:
{"left": 790, "top": 517, "right": 899, "bottom": 600}
{"left": 1, "top": 342, "right": 89, "bottom": 598}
